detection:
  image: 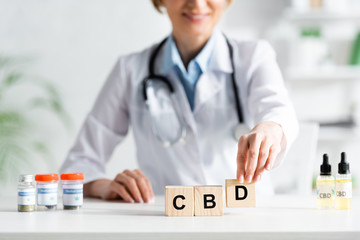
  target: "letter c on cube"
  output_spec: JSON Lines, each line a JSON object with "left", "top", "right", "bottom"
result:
{"left": 165, "top": 186, "right": 194, "bottom": 216}
{"left": 173, "top": 195, "right": 186, "bottom": 210}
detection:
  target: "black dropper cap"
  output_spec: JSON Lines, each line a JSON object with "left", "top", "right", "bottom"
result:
{"left": 338, "top": 152, "right": 350, "bottom": 174}
{"left": 320, "top": 154, "right": 331, "bottom": 176}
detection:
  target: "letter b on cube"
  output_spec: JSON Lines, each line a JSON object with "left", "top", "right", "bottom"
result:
{"left": 194, "top": 186, "right": 223, "bottom": 216}
{"left": 165, "top": 186, "right": 194, "bottom": 216}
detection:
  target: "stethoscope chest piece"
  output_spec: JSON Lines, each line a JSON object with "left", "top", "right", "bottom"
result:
{"left": 234, "top": 124, "right": 250, "bottom": 141}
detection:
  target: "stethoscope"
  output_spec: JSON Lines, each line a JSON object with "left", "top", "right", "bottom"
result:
{"left": 142, "top": 35, "right": 249, "bottom": 147}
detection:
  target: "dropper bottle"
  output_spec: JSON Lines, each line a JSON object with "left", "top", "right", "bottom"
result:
{"left": 316, "top": 154, "right": 335, "bottom": 209}
{"left": 336, "top": 152, "right": 352, "bottom": 210}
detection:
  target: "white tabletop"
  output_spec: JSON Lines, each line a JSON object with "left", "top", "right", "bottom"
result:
{"left": 1, "top": 195, "right": 359, "bottom": 240}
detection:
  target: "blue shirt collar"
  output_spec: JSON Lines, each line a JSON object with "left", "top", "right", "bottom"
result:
{"left": 159, "top": 30, "right": 218, "bottom": 75}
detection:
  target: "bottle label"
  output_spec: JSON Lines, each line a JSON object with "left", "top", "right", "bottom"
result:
{"left": 18, "top": 188, "right": 36, "bottom": 205}
{"left": 336, "top": 179, "right": 352, "bottom": 198}
{"left": 37, "top": 183, "right": 58, "bottom": 206}
{"left": 317, "top": 180, "right": 335, "bottom": 200}
{"left": 62, "top": 183, "right": 83, "bottom": 206}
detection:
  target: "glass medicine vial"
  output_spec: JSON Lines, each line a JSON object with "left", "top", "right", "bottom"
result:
{"left": 336, "top": 152, "right": 352, "bottom": 210}
{"left": 316, "top": 154, "right": 335, "bottom": 209}
{"left": 17, "top": 174, "right": 36, "bottom": 212}
{"left": 35, "top": 174, "right": 59, "bottom": 211}
{"left": 61, "top": 173, "right": 84, "bottom": 210}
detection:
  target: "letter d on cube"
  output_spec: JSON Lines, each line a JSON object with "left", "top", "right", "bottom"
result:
{"left": 226, "top": 179, "right": 256, "bottom": 208}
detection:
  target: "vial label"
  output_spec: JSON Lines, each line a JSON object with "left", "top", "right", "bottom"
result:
{"left": 63, "top": 183, "right": 83, "bottom": 206}
{"left": 317, "top": 180, "right": 335, "bottom": 200}
{"left": 336, "top": 180, "right": 352, "bottom": 199}
{"left": 17, "top": 188, "right": 36, "bottom": 205}
{"left": 37, "top": 183, "right": 58, "bottom": 206}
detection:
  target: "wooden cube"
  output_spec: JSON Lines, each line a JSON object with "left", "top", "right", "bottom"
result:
{"left": 225, "top": 179, "right": 256, "bottom": 208}
{"left": 194, "top": 186, "right": 223, "bottom": 216}
{"left": 165, "top": 186, "right": 194, "bottom": 216}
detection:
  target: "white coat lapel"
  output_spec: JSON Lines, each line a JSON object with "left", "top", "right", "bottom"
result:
{"left": 193, "top": 33, "right": 233, "bottom": 114}
{"left": 168, "top": 71, "right": 198, "bottom": 134}
{"left": 155, "top": 40, "right": 198, "bottom": 135}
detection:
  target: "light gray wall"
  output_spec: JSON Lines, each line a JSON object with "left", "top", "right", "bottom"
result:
{"left": 0, "top": 0, "right": 289, "bottom": 185}
{"left": 4, "top": 0, "right": 359, "bottom": 193}
{"left": 0, "top": 0, "right": 170, "bottom": 184}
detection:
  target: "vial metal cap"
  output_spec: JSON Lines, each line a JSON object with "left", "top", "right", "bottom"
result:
{"left": 19, "top": 174, "right": 34, "bottom": 183}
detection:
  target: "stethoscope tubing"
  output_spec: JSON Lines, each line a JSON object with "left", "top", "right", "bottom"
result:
{"left": 226, "top": 37, "right": 244, "bottom": 124}
{"left": 143, "top": 34, "right": 243, "bottom": 124}
{"left": 142, "top": 34, "right": 244, "bottom": 147}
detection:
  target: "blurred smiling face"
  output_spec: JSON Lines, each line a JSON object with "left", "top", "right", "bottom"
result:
{"left": 161, "top": 0, "right": 228, "bottom": 39}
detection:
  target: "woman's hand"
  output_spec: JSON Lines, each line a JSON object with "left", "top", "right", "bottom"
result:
{"left": 236, "top": 121, "right": 284, "bottom": 183}
{"left": 84, "top": 169, "right": 154, "bottom": 203}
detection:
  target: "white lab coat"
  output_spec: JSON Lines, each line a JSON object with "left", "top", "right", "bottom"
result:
{"left": 60, "top": 33, "right": 298, "bottom": 195}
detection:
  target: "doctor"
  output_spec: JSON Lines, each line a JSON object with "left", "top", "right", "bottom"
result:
{"left": 60, "top": 0, "right": 298, "bottom": 203}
